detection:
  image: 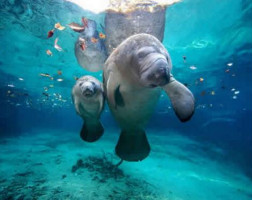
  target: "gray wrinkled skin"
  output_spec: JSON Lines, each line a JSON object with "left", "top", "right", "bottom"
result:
{"left": 105, "top": 6, "right": 166, "bottom": 54}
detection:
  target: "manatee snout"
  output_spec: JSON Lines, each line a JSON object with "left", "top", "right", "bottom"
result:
{"left": 152, "top": 59, "right": 170, "bottom": 87}
{"left": 142, "top": 58, "right": 170, "bottom": 88}
{"left": 80, "top": 82, "right": 97, "bottom": 97}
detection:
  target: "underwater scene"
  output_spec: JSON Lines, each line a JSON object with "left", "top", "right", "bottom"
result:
{"left": 0, "top": 0, "right": 252, "bottom": 199}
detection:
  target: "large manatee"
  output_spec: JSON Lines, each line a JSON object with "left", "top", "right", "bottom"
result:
{"left": 103, "top": 34, "right": 195, "bottom": 161}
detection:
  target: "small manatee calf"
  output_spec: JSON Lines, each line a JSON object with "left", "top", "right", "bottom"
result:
{"left": 74, "top": 18, "right": 107, "bottom": 72}
{"left": 72, "top": 76, "right": 104, "bottom": 142}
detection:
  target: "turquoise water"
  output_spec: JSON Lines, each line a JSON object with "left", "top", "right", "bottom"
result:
{"left": 0, "top": 0, "right": 252, "bottom": 199}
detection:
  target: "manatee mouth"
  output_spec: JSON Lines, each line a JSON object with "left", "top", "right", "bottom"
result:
{"left": 82, "top": 88, "right": 95, "bottom": 97}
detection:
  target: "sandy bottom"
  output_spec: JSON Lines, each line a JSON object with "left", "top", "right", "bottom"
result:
{"left": 0, "top": 129, "right": 251, "bottom": 200}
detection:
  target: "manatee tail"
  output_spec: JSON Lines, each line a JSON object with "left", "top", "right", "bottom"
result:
{"left": 115, "top": 129, "right": 150, "bottom": 162}
{"left": 80, "top": 120, "right": 104, "bottom": 142}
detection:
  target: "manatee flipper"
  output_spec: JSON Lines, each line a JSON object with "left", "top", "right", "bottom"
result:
{"left": 115, "top": 130, "right": 150, "bottom": 161}
{"left": 80, "top": 119, "right": 104, "bottom": 142}
{"left": 115, "top": 85, "right": 125, "bottom": 107}
{"left": 106, "top": 70, "right": 121, "bottom": 109}
{"left": 163, "top": 76, "right": 195, "bottom": 122}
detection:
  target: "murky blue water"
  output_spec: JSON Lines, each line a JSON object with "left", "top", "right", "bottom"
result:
{"left": 0, "top": 0, "right": 251, "bottom": 199}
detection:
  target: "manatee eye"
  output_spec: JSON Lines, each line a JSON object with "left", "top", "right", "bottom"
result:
{"left": 79, "top": 82, "right": 82, "bottom": 87}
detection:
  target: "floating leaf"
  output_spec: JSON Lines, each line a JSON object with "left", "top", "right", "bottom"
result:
{"left": 82, "top": 17, "right": 89, "bottom": 28}
{"left": 46, "top": 50, "right": 53, "bottom": 56}
{"left": 54, "top": 37, "right": 63, "bottom": 51}
{"left": 47, "top": 29, "right": 54, "bottom": 38}
{"left": 54, "top": 22, "right": 65, "bottom": 30}
{"left": 68, "top": 22, "right": 85, "bottom": 32}
{"left": 91, "top": 37, "right": 98, "bottom": 43}
{"left": 99, "top": 33, "right": 106, "bottom": 39}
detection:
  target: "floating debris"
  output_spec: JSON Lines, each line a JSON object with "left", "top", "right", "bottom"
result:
{"left": 57, "top": 70, "right": 62, "bottom": 75}
{"left": 91, "top": 37, "right": 98, "bottom": 43}
{"left": 211, "top": 91, "right": 215, "bottom": 95}
{"left": 200, "top": 91, "right": 206, "bottom": 96}
{"left": 225, "top": 69, "right": 230, "bottom": 73}
{"left": 234, "top": 91, "right": 240, "bottom": 95}
{"left": 16, "top": 103, "right": 21, "bottom": 107}
{"left": 231, "top": 74, "right": 236, "bottom": 77}
{"left": 68, "top": 22, "right": 85, "bottom": 32}
{"left": 182, "top": 55, "right": 186, "bottom": 62}
{"left": 189, "top": 65, "right": 197, "bottom": 70}
{"left": 99, "top": 32, "right": 106, "bottom": 39}
{"left": 46, "top": 50, "right": 53, "bottom": 56}
{"left": 231, "top": 88, "right": 235, "bottom": 91}
{"left": 40, "top": 73, "right": 51, "bottom": 77}
{"left": 54, "top": 22, "right": 65, "bottom": 30}
{"left": 82, "top": 17, "right": 89, "bottom": 28}
{"left": 232, "top": 96, "right": 237, "bottom": 99}
{"left": 42, "top": 92, "right": 49, "bottom": 97}
{"left": 18, "top": 78, "right": 24, "bottom": 81}
{"left": 57, "top": 78, "right": 64, "bottom": 82}
{"left": 7, "top": 84, "right": 15, "bottom": 87}
{"left": 227, "top": 63, "right": 233, "bottom": 67}
{"left": 199, "top": 77, "right": 204, "bottom": 82}
{"left": 47, "top": 29, "right": 54, "bottom": 38}
{"left": 44, "top": 87, "right": 48, "bottom": 91}
{"left": 79, "top": 37, "right": 86, "bottom": 51}
{"left": 49, "top": 84, "right": 54, "bottom": 88}
{"left": 54, "top": 37, "right": 63, "bottom": 51}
